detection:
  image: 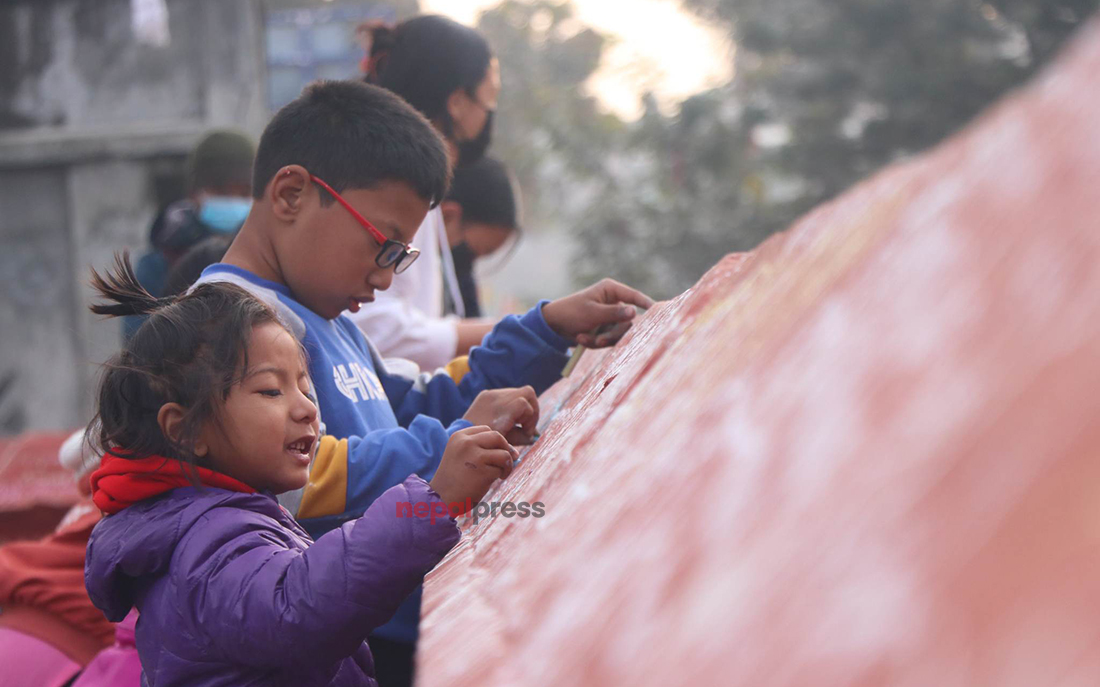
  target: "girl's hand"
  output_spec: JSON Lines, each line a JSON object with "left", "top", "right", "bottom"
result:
{"left": 541, "top": 278, "right": 654, "bottom": 347}
{"left": 429, "top": 426, "right": 518, "bottom": 509}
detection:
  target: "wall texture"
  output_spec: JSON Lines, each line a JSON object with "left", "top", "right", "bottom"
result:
{"left": 418, "top": 17, "right": 1100, "bottom": 687}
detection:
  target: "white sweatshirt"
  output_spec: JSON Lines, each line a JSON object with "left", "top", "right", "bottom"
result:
{"left": 346, "top": 206, "right": 465, "bottom": 370}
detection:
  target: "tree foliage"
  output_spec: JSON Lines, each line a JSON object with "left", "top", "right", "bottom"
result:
{"left": 482, "top": 0, "right": 1099, "bottom": 297}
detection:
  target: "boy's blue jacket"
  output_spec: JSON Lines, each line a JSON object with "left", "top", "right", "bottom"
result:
{"left": 196, "top": 264, "right": 571, "bottom": 642}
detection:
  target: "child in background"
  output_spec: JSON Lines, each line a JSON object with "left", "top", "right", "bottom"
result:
{"left": 161, "top": 235, "right": 234, "bottom": 297}
{"left": 195, "top": 78, "right": 651, "bottom": 685}
{"left": 83, "top": 256, "right": 513, "bottom": 686}
{"left": 441, "top": 156, "right": 522, "bottom": 318}
{"left": 126, "top": 130, "right": 255, "bottom": 340}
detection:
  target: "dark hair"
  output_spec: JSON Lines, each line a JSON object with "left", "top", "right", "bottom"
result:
{"left": 162, "top": 235, "right": 232, "bottom": 297}
{"left": 447, "top": 156, "right": 520, "bottom": 230}
{"left": 89, "top": 253, "right": 287, "bottom": 466}
{"left": 251, "top": 79, "right": 450, "bottom": 207}
{"left": 186, "top": 129, "right": 255, "bottom": 194}
{"left": 364, "top": 15, "right": 492, "bottom": 130}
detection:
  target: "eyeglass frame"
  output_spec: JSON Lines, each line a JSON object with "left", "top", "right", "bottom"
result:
{"left": 308, "top": 174, "right": 420, "bottom": 274}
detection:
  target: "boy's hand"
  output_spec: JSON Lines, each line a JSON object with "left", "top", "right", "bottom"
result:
{"left": 429, "top": 426, "right": 518, "bottom": 508}
{"left": 542, "top": 278, "right": 655, "bottom": 347}
{"left": 463, "top": 387, "right": 539, "bottom": 445}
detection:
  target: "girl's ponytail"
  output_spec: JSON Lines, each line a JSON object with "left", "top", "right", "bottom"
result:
{"left": 89, "top": 252, "right": 175, "bottom": 318}
{"left": 359, "top": 20, "right": 398, "bottom": 84}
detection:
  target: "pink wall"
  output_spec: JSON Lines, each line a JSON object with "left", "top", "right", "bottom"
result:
{"left": 419, "top": 17, "right": 1100, "bottom": 687}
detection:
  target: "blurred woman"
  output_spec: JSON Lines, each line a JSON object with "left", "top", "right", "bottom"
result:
{"left": 353, "top": 15, "right": 501, "bottom": 370}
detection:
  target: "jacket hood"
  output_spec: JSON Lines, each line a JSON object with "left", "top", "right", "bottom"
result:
{"left": 84, "top": 487, "right": 282, "bottom": 621}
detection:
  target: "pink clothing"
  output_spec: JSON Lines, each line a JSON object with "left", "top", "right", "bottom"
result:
{"left": 0, "top": 626, "right": 82, "bottom": 687}
{"left": 71, "top": 610, "right": 142, "bottom": 686}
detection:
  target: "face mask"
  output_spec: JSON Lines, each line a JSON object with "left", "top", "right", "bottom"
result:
{"left": 451, "top": 241, "right": 476, "bottom": 272}
{"left": 198, "top": 196, "right": 252, "bottom": 234}
{"left": 457, "top": 109, "right": 494, "bottom": 168}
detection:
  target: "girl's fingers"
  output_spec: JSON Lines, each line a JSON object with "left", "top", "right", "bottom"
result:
{"left": 479, "top": 449, "right": 516, "bottom": 480}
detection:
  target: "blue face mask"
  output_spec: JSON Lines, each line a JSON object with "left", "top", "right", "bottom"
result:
{"left": 198, "top": 196, "right": 252, "bottom": 234}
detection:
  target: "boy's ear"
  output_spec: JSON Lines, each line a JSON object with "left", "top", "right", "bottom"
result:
{"left": 270, "top": 164, "right": 311, "bottom": 222}
{"left": 440, "top": 200, "right": 464, "bottom": 246}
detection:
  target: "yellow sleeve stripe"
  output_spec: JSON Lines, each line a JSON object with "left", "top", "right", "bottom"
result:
{"left": 444, "top": 356, "right": 471, "bottom": 384}
{"left": 297, "top": 436, "right": 348, "bottom": 520}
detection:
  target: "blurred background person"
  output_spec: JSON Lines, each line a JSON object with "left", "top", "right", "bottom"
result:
{"left": 0, "top": 433, "right": 121, "bottom": 687}
{"left": 354, "top": 15, "right": 502, "bottom": 371}
{"left": 160, "top": 235, "right": 235, "bottom": 298}
{"left": 125, "top": 129, "right": 255, "bottom": 340}
{"left": 440, "top": 155, "right": 522, "bottom": 318}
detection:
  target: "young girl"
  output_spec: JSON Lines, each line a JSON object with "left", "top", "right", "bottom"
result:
{"left": 83, "top": 255, "right": 516, "bottom": 686}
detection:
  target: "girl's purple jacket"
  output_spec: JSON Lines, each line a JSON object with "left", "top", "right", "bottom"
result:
{"left": 85, "top": 475, "right": 459, "bottom": 686}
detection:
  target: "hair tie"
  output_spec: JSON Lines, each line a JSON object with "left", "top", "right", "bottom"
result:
{"left": 356, "top": 19, "right": 394, "bottom": 77}
{"left": 364, "top": 50, "right": 389, "bottom": 78}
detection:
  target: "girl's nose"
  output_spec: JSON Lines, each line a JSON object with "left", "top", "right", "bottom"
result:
{"left": 294, "top": 389, "right": 319, "bottom": 424}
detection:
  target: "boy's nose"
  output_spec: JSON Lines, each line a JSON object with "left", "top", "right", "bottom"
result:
{"left": 368, "top": 266, "right": 394, "bottom": 291}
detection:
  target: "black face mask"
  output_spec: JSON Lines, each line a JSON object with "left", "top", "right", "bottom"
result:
{"left": 451, "top": 241, "right": 476, "bottom": 272}
{"left": 457, "top": 109, "right": 494, "bottom": 168}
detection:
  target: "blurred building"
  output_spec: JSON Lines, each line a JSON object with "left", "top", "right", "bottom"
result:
{"left": 0, "top": 0, "right": 396, "bottom": 434}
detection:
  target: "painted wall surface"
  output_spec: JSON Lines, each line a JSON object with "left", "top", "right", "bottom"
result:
{"left": 419, "top": 18, "right": 1100, "bottom": 687}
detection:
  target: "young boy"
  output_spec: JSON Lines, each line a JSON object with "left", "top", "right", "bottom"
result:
{"left": 194, "top": 79, "right": 651, "bottom": 669}
{"left": 126, "top": 129, "right": 255, "bottom": 341}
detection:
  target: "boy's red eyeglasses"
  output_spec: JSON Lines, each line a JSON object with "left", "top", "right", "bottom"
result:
{"left": 309, "top": 175, "right": 420, "bottom": 275}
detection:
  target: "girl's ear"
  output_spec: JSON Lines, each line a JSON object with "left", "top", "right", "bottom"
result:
{"left": 446, "top": 88, "right": 468, "bottom": 135}
{"left": 156, "top": 402, "right": 207, "bottom": 456}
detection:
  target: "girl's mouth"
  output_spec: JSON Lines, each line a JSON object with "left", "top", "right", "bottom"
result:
{"left": 287, "top": 435, "right": 316, "bottom": 459}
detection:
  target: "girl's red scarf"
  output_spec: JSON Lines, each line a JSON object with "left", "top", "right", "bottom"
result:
{"left": 90, "top": 451, "right": 255, "bottom": 514}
